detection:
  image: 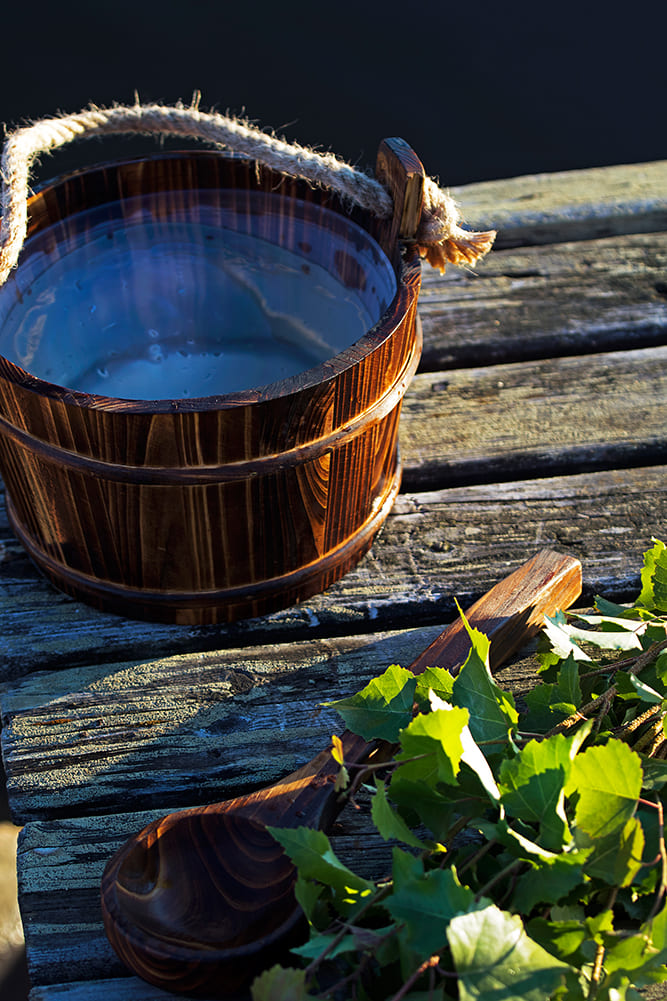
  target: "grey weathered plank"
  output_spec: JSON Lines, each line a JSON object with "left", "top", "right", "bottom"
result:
{"left": 1, "top": 463, "right": 664, "bottom": 683}
{"left": 418, "top": 231, "right": 667, "bottom": 370}
{"left": 2, "top": 465, "right": 665, "bottom": 823}
{"left": 452, "top": 160, "right": 667, "bottom": 247}
{"left": 0, "top": 632, "right": 540, "bottom": 826}
{"left": 2, "top": 625, "right": 445, "bottom": 823}
{"left": 401, "top": 346, "right": 667, "bottom": 490}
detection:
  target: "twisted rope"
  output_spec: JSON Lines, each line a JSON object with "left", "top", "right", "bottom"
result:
{"left": 0, "top": 98, "right": 495, "bottom": 285}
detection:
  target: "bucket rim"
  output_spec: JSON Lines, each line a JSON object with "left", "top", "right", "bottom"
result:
{"left": 0, "top": 150, "right": 421, "bottom": 414}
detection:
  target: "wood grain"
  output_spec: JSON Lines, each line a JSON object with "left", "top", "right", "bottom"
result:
{"left": 449, "top": 159, "right": 667, "bottom": 247}
{"left": 17, "top": 803, "right": 392, "bottom": 994}
{"left": 1, "top": 464, "right": 663, "bottom": 683}
{"left": 0, "top": 149, "right": 422, "bottom": 624}
{"left": 418, "top": 231, "right": 667, "bottom": 369}
{"left": 401, "top": 345, "right": 667, "bottom": 490}
{"left": 0, "top": 157, "right": 665, "bottom": 1001}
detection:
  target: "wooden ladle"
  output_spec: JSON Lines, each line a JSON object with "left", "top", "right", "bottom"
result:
{"left": 101, "top": 549, "right": 582, "bottom": 996}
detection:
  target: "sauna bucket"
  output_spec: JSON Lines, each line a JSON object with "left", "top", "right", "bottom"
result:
{"left": 0, "top": 141, "right": 424, "bottom": 624}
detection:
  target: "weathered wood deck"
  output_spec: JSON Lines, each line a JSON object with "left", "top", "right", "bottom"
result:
{"left": 1, "top": 159, "right": 666, "bottom": 999}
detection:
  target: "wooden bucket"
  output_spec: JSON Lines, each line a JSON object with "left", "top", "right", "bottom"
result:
{"left": 0, "top": 140, "right": 424, "bottom": 624}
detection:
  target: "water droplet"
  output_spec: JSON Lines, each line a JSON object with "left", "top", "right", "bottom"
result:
{"left": 148, "top": 328, "right": 160, "bottom": 339}
{"left": 148, "top": 344, "right": 164, "bottom": 362}
{"left": 96, "top": 367, "right": 109, "bottom": 379}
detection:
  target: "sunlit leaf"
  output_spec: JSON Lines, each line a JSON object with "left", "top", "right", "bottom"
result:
{"left": 451, "top": 627, "right": 518, "bottom": 747}
{"left": 414, "top": 665, "right": 455, "bottom": 707}
{"left": 638, "top": 538, "right": 667, "bottom": 612}
{"left": 396, "top": 705, "right": 468, "bottom": 786}
{"left": 268, "top": 826, "right": 373, "bottom": 910}
{"left": 542, "top": 613, "right": 592, "bottom": 663}
{"left": 430, "top": 693, "right": 500, "bottom": 802}
{"left": 498, "top": 732, "right": 593, "bottom": 851}
{"left": 448, "top": 904, "right": 573, "bottom": 1001}
{"left": 565, "top": 741, "right": 643, "bottom": 839}
{"left": 324, "top": 664, "right": 416, "bottom": 741}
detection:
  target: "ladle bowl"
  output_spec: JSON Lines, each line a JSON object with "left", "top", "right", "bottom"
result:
{"left": 101, "top": 549, "right": 583, "bottom": 996}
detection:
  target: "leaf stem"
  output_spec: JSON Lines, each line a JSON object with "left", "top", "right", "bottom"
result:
{"left": 304, "top": 885, "right": 392, "bottom": 982}
{"left": 474, "top": 856, "right": 526, "bottom": 901}
{"left": 645, "top": 797, "right": 667, "bottom": 923}
{"left": 387, "top": 954, "right": 441, "bottom": 1001}
{"left": 546, "top": 638, "right": 667, "bottom": 738}
{"left": 587, "top": 942, "right": 605, "bottom": 1001}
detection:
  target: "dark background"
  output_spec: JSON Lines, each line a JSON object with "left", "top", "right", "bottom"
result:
{"left": 1, "top": 1, "right": 665, "bottom": 190}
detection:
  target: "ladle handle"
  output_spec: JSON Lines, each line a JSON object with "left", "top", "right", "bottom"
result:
{"left": 258, "top": 548, "right": 582, "bottom": 831}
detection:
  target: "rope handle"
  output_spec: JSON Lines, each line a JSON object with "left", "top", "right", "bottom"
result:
{"left": 0, "top": 96, "right": 496, "bottom": 285}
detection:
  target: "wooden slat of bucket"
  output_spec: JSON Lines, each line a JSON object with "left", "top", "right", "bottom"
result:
{"left": 0, "top": 148, "right": 424, "bottom": 624}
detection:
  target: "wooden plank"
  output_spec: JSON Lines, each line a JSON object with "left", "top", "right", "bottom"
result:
{"left": 2, "top": 625, "right": 445, "bottom": 824}
{"left": 1, "top": 464, "right": 663, "bottom": 683}
{"left": 401, "top": 346, "right": 667, "bottom": 490}
{"left": 30, "top": 982, "right": 173, "bottom": 1000}
{"left": 452, "top": 160, "right": 667, "bottom": 247}
{"left": 2, "top": 630, "right": 542, "bottom": 826}
{"left": 418, "top": 231, "right": 667, "bottom": 369}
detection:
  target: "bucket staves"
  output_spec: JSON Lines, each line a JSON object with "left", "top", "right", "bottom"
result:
{"left": 0, "top": 140, "right": 424, "bottom": 624}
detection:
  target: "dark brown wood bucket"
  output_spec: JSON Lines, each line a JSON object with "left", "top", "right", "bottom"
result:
{"left": 0, "top": 141, "right": 423, "bottom": 624}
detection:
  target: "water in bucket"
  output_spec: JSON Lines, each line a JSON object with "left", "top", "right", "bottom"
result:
{"left": 0, "top": 190, "right": 396, "bottom": 399}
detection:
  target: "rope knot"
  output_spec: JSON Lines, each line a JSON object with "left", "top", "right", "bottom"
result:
{"left": 415, "top": 177, "right": 496, "bottom": 273}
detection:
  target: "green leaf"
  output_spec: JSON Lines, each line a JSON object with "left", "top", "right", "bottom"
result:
{"left": 414, "top": 665, "right": 455, "bottom": 708}
{"left": 542, "top": 613, "right": 592, "bottom": 663}
{"left": 251, "top": 965, "right": 310, "bottom": 1001}
{"left": 371, "top": 777, "right": 426, "bottom": 849}
{"left": 451, "top": 629, "right": 518, "bottom": 747}
{"left": 638, "top": 538, "right": 667, "bottom": 612}
{"left": 626, "top": 672, "right": 664, "bottom": 704}
{"left": 565, "top": 740, "right": 643, "bottom": 839}
{"left": 384, "top": 853, "right": 478, "bottom": 965}
{"left": 499, "top": 736, "right": 574, "bottom": 852}
{"left": 640, "top": 757, "right": 667, "bottom": 792}
{"left": 521, "top": 683, "right": 576, "bottom": 732}
{"left": 595, "top": 902, "right": 667, "bottom": 985}
{"left": 595, "top": 595, "right": 636, "bottom": 617}
{"left": 291, "top": 931, "right": 360, "bottom": 960}
{"left": 583, "top": 816, "right": 645, "bottom": 887}
{"left": 526, "top": 916, "right": 591, "bottom": 967}
{"left": 555, "top": 654, "right": 583, "bottom": 708}
{"left": 396, "top": 706, "right": 468, "bottom": 787}
{"left": 324, "top": 663, "right": 416, "bottom": 741}
{"left": 559, "top": 620, "right": 644, "bottom": 653}
{"left": 294, "top": 873, "right": 325, "bottom": 927}
{"left": 430, "top": 693, "right": 501, "bottom": 802}
{"left": 447, "top": 904, "right": 573, "bottom": 1001}
{"left": 387, "top": 773, "right": 466, "bottom": 842}
{"left": 268, "top": 826, "right": 373, "bottom": 911}
{"left": 512, "top": 856, "right": 587, "bottom": 912}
